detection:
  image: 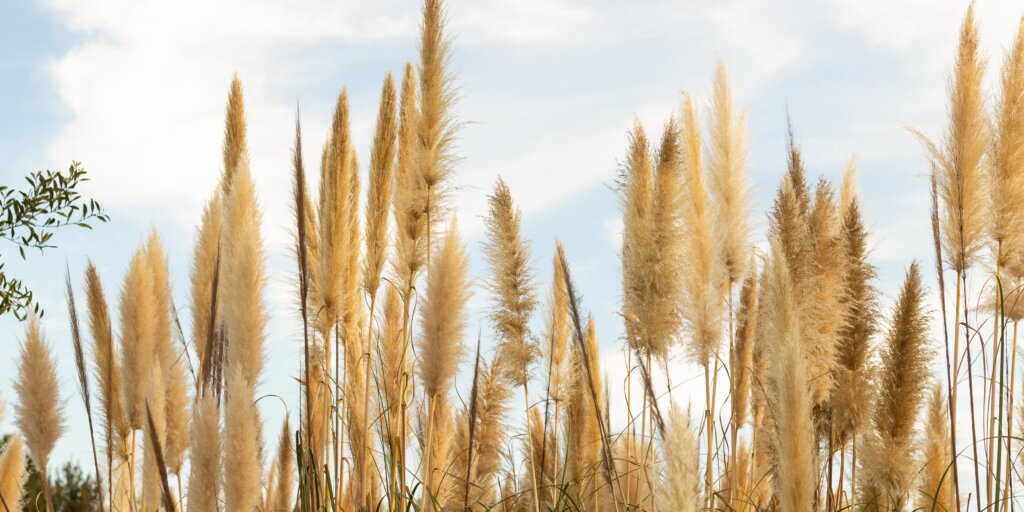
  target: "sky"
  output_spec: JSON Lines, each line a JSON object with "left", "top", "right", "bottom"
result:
{"left": 1, "top": 0, "right": 1023, "bottom": 492}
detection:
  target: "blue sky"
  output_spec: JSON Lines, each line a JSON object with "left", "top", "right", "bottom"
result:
{"left": 1, "top": 0, "right": 1022, "bottom": 478}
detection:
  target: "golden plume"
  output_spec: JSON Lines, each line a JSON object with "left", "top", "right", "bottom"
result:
{"left": 221, "top": 157, "right": 267, "bottom": 389}
{"left": 220, "top": 74, "right": 247, "bottom": 196}
{"left": 859, "top": 262, "right": 930, "bottom": 510}
{"left": 707, "top": 61, "right": 752, "bottom": 283}
{"left": 681, "top": 95, "right": 725, "bottom": 364}
{"left": 762, "top": 239, "right": 814, "bottom": 512}
{"left": 993, "top": 17, "right": 1024, "bottom": 274}
{"left": 364, "top": 72, "right": 399, "bottom": 299}
{"left": 186, "top": 392, "right": 221, "bottom": 512}
{"left": 915, "top": 5, "right": 989, "bottom": 273}
{"left": 485, "top": 177, "right": 539, "bottom": 385}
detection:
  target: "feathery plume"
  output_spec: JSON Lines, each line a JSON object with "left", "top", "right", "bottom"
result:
{"left": 993, "top": 17, "right": 1024, "bottom": 275}
{"left": 620, "top": 121, "right": 656, "bottom": 354}
{"left": 379, "top": 285, "right": 407, "bottom": 445}
{"left": 464, "top": 358, "right": 512, "bottom": 509}
{"left": 769, "top": 134, "right": 812, "bottom": 282}
{"left": 485, "top": 178, "right": 539, "bottom": 384}
{"left": 803, "top": 178, "right": 847, "bottom": 405}
{"left": 191, "top": 193, "right": 222, "bottom": 382}
{"left": 730, "top": 265, "right": 758, "bottom": 429}
{"left": 418, "top": 220, "right": 469, "bottom": 510}
{"left": 565, "top": 316, "right": 604, "bottom": 508}
{"left": 545, "top": 246, "right": 572, "bottom": 417}
{"left": 221, "top": 74, "right": 247, "bottom": 196}
{"left": 187, "top": 392, "right": 221, "bottom": 512}
{"left": 120, "top": 246, "right": 157, "bottom": 429}
{"left": 920, "top": 384, "right": 954, "bottom": 511}
{"left": 364, "top": 72, "right": 399, "bottom": 299}
{"left": 146, "top": 234, "right": 191, "bottom": 475}
{"left": 223, "top": 369, "right": 262, "bottom": 512}
{"left": 707, "top": 61, "right": 753, "bottom": 283}
{"left": 15, "top": 316, "right": 65, "bottom": 512}
{"left": 86, "top": 263, "right": 128, "bottom": 445}
{"left": 681, "top": 95, "right": 725, "bottom": 364}
{"left": 839, "top": 156, "right": 858, "bottom": 221}
{"left": 859, "top": 262, "right": 930, "bottom": 510}
{"left": 273, "top": 418, "right": 295, "bottom": 512}
{"left": 916, "top": 5, "right": 989, "bottom": 273}
{"left": 141, "top": 365, "right": 167, "bottom": 511}
{"left": 315, "top": 89, "right": 354, "bottom": 335}
{"left": 619, "top": 118, "right": 687, "bottom": 360}
{"left": 659, "top": 405, "right": 700, "bottom": 512}
{"left": 422, "top": 392, "right": 456, "bottom": 505}
{"left": 831, "top": 198, "right": 878, "bottom": 444}
{"left": 416, "top": 0, "right": 459, "bottom": 233}
{"left": 392, "top": 62, "right": 428, "bottom": 294}
{"left": 418, "top": 220, "right": 470, "bottom": 397}
{"left": 221, "top": 157, "right": 267, "bottom": 389}
{"left": 648, "top": 118, "right": 686, "bottom": 357}
{"left": 762, "top": 240, "right": 814, "bottom": 512}
{"left": 0, "top": 436, "right": 26, "bottom": 510}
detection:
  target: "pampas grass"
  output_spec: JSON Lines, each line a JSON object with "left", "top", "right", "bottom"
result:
{"left": 485, "top": 178, "right": 539, "bottom": 386}
{"left": 191, "top": 193, "right": 222, "bottom": 385}
{"left": 364, "top": 73, "right": 398, "bottom": 301}
{"left": 919, "top": 6, "right": 989, "bottom": 275}
{"left": 120, "top": 246, "right": 157, "bottom": 430}
{"left": 14, "top": 316, "right": 65, "bottom": 512}
{"left": 223, "top": 369, "right": 263, "bottom": 512}
{"left": 221, "top": 159, "right": 267, "bottom": 389}
{"left": 707, "top": 62, "right": 752, "bottom": 284}
{"left": 0, "top": 435, "right": 26, "bottom": 510}
{"left": 832, "top": 190, "right": 878, "bottom": 445}
{"left": 222, "top": 75, "right": 248, "bottom": 196}
{"left": 762, "top": 239, "right": 814, "bottom": 512}
{"left": 921, "top": 384, "right": 954, "bottom": 511}
{"left": 21, "top": 4, "right": 1024, "bottom": 512}
{"left": 994, "top": 18, "right": 1024, "bottom": 274}
{"left": 416, "top": 0, "right": 458, "bottom": 239}
{"left": 186, "top": 392, "right": 221, "bottom": 512}
{"left": 659, "top": 405, "right": 700, "bottom": 512}
{"left": 418, "top": 219, "right": 470, "bottom": 508}
{"left": 273, "top": 418, "right": 295, "bottom": 512}
{"left": 859, "top": 262, "right": 930, "bottom": 511}
{"left": 418, "top": 219, "right": 470, "bottom": 398}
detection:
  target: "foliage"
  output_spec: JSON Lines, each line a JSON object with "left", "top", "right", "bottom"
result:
{"left": 0, "top": 162, "right": 108, "bottom": 319}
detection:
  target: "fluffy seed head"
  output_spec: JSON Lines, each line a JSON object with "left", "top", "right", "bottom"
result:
{"left": 15, "top": 317, "right": 66, "bottom": 472}
{"left": 364, "top": 73, "right": 399, "bottom": 300}
{"left": 485, "top": 178, "right": 539, "bottom": 385}
{"left": 221, "top": 157, "right": 268, "bottom": 389}
{"left": 707, "top": 61, "right": 753, "bottom": 283}
{"left": 418, "top": 220, "right": 471, "bottom": 397}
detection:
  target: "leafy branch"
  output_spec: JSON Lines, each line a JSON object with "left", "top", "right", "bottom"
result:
{"left": 0, "top": 162, "right": 109, "bottom": 319}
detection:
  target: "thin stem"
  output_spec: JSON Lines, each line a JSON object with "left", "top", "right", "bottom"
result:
{"left": 524, "top": 378, "right": 542, "bottom": 512}
{"left": 727, "top": 282, "right": 737, "bottom": 509}
{"left": 129, "top": 429, "right": 138, "bottom": 512}
{"left": 987, "top": 259, "right": 1002, "bottom": 503}
{"left": 359, "top": 292, "right": 378, "bottom": 508}
{"left": 1004, "top": 321, "right": 1019, "bottom": 506}
{"left": 950, "top": 271, "right": 964, "bottom": 509}
{"left": 962, "top": 272, "right": 982, "bottom": 512}
{"left": 703, "top": 359, "right": 714, "bottom": 510}
{"left": 851, "top": 435, "right": 857, "bottom": 506}
{"left": 420, "top": 395, "right": 436, "bottom": 512}
{"left": 339, "top": 323, "right": 348, "bottom": 508}
{"left": 837, "top": 441, "right": 847, "bottom": 509}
